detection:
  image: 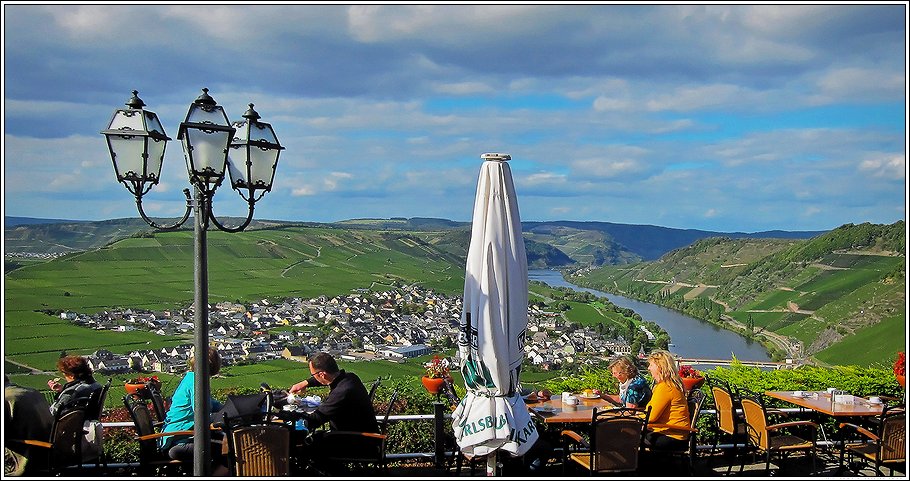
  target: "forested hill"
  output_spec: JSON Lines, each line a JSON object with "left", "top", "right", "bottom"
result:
{"left": 571, "top": 221, "right": 906, "bottom": 367}
{"left": 6, "top": 216, "right": 827, "bottom": 270}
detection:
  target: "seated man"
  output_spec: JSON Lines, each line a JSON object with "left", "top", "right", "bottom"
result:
{"left": 290, "top": 352, "right": 378, "bottom": 434}
{"left": 5, "top": 376, "right": 54, "bottom": 476}
{"left": 290, "top": 352, "right": 378, "bottom": 472}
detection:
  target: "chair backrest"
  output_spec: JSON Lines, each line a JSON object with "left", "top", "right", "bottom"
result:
{"left": 123, "top": 394, "right": 160, "bottom": 463}
{"left": 687, "top": 389, "right": 705, "bottom": 429}
{"left": 85, "top": 378, "right": 112, "bottom": 421}
{"left": 368, "top": 377, "right": 382, "bottom": 402}
{"left": 50, "top": 408, "right": 87, "bottom": 469}
{"left": 711, "top": 385, "right": 738, "bottom": 436}
{"left": 222, "top": 413, "right": 290, "bottom": 476}
{"left": 440, "top": 377, "right": 461, "bottom": 407}
{"left": 588, "top": 406, "right": 650, "bottom": 473}
{"left": 878, "top": 406, "right": 906, "bottom": 463}
{"left": 740, "top": 396, "right": 769, "bottom": 450}
{"left": 145, "top": 383, "right": 167, "bottom": 425}
{"left": 380, "top": 390, "right": 398, "bottom": 435}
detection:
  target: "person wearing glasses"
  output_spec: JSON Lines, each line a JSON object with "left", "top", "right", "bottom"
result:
{"left": 289, "top": 352, "right": 378, "bottom": 434}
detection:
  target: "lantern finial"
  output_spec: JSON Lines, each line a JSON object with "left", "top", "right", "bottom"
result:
{"left": 126, "top": 90, "right": 145, "bottom": 109}
{"left": 242, "top": 103, "right": 261, "bottom": 121}
{"left": 194, "top": 88, "right": 216, "bottom": 106}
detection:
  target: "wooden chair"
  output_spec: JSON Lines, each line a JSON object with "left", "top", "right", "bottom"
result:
{"left": 740, "top": 394, "right": 818, "bottom": 475}
{"left": 122, "top": 394, "right": 190, "bottom": 476}
{"left": 645, "top": 388, "right": 705, "bottom": 474}
{"left": 144, "top": 382, "right": 168, "bottom": 427}
{"left": 838, "top": 404, "right": 905, "bottom": 476}
{"left": 84, "top": 377, "right": 112, "bottom": 421}
{"left": 222, "top": 413, "right": 291, "bottom": 476}
{"left": 368, "top": 377, "right": 382, "bottom": 403}
{"left": 320, "top": 390, "right": 398, "bottom": 475}
{"left": 709, "top": 378, "right": 749, "bottom": 473}
{"left": 6, "top": 406, "right": 88, "bottom": 475}
{"left": 561, "top": 406, "right": 650, "bottom": 475}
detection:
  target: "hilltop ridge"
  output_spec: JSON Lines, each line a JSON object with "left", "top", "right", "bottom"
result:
{"left": 5, "top": 216, "right": 826, "bottom": 269}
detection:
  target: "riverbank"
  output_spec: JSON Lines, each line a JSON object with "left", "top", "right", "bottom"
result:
{"left": 529, "top": 269, "right": 772, "bottom": 362}
{"left": 568, "top": 273, "right": 793, "bottom": 360}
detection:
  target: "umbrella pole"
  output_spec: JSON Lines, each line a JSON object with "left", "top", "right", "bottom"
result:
{"left": 486, "top": 452, "right": 498, "bottom": 476}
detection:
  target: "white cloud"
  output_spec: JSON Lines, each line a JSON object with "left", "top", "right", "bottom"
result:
{"left": 858, "top": 154, "right": 906, "bottom": 180}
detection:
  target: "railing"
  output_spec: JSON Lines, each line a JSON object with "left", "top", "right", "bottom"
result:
{"left": 101, "top": 405, "right": 827, "bottom": 469}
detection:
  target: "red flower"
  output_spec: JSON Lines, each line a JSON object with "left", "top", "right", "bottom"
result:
{"left": 894, "top": 352, "right": 905, "bottom": 377}
{"left": 678, "top": 365, "right": 702, "bottom": 379}
{"left": 127, "top": 375, "right": 160, "bottom": 385}
{"left": 425, "top": 355, "right": 451, "bottom": 379}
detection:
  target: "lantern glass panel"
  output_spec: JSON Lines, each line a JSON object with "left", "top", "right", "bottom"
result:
{"left": 185, "top": 104, "right": 231, "bottom": 126}
{"left": 248, "top": 147, "right": 278, "bottom": 188}
{"left": 108, "top": 135, "right": 148, "bottom": 181}
{"left": 226, "top": 145, "right": 250, "bottom": 187}
{"left": 144, "top": 112, "right": 167, "bottom": 137}
{"left": 147, "top": 137, "right": 167, "bottom": 180}
{"left": 182, "top": 128, "right": 230, "bottom": 183}
{"left": 250, "top": 122, "right": 279, "bottom": 144}
{"left": 108, "top": 109, "right": 145, "bottom": 131}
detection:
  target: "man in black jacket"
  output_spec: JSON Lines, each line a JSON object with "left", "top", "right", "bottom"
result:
{"left": 289, "top": 353, "right": 379, "bottom": 473}
{"left": 290, "top": 352, "right": 379, "bottom": 433}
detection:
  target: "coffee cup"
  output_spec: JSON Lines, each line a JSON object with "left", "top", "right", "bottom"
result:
{"left": 826, "top": 387, "right": 837, "bottom": 394}
{"left": 565, "top": 395, "right": 578, "bottom": 406}
{"left": 869, "top": 396, "right": 882, "bottom": 404}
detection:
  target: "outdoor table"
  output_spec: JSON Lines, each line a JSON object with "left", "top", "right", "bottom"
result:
{"left": 764, "top": 391, "right": 885, "bottom": 417}
{"left": 526, "top": 395, "right": 617, "bottom": 424}
{"left": 272, "top": 406, "right": 318, "bottom": 474}
{"left": 764, "top": 390, "right": 885, "bottom": 455}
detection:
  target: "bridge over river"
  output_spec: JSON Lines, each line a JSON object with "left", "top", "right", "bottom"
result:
{"left": 678, "top": 357, "right": 794, "bottom": 370}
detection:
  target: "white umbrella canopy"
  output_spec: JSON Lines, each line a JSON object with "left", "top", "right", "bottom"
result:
{"left": 452, "top": 153, "right": 539, "bottom": 468}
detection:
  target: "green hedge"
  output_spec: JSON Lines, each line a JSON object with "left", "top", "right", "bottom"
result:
{"left": 99, "top": 363, "right": 903, "bottom": 464}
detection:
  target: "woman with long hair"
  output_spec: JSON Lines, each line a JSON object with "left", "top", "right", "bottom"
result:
{"left": 643, "top": 350, "right": 691, "bottom": 450}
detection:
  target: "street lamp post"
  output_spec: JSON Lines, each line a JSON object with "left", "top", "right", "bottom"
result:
{"left": 101, "top": 88, "right": 283, "bottom": 476}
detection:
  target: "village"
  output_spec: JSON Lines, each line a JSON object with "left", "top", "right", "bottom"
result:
{"left": 59, "top": 284, "right": 641, "bottom": 377}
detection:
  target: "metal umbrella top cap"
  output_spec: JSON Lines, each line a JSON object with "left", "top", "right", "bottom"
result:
{"left": 480, "top": 152, "right": 511, "bottom": 162}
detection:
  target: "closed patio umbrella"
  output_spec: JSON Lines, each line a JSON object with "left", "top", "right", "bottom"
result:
{"left": 451, "top": 153, "right": 539, "bottom": 475}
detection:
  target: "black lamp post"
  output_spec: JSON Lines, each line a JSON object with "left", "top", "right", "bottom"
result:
{"left": 101, "top": 88, "right": 283, "bottom": 476}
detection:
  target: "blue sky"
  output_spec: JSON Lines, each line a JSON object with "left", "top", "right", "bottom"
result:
{"left": 2, "top": 3, "right": 906, "bottom": 232}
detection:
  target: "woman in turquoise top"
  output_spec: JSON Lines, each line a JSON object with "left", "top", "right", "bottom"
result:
{"left": 160, "top": 347, "right": 224, "bottom": 471}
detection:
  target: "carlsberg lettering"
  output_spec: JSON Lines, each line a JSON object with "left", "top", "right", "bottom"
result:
{"left": 459, "top": 413, "right": 508, "bottom": 436}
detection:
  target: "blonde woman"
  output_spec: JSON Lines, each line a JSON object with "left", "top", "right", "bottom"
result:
{"left": 644, "top": 350, "right": 691, "bottom": 450}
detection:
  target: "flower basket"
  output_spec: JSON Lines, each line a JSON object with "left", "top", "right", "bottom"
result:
{"left": 421, "top": 376, "right": 446, "bottom": 394}
{"left": 678, "top": 365, "right": 704, "bottom": 392}
{"left": 125, "top": 376, "right": 160, "bottom": 396}
{"left": 681, "top": 376, "right": 705, "bottom": 392}
{"left": 423, "top": 355, "right": 451, "bottom": 394}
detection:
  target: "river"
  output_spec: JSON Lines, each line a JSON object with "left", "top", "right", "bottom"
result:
{"left": 529, "top": 269, "right": 771, "bottom": 362}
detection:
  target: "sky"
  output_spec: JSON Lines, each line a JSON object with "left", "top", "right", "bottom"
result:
{"left": 2, "top": 3, "right": 907, "bottom": 233}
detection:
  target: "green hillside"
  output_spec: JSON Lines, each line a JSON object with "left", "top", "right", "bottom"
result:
{"left": 4, "top": 226, "right": 466, "bottom": 373}
{"left": 571, "top": 222, "right": 906, "bottom": 367}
